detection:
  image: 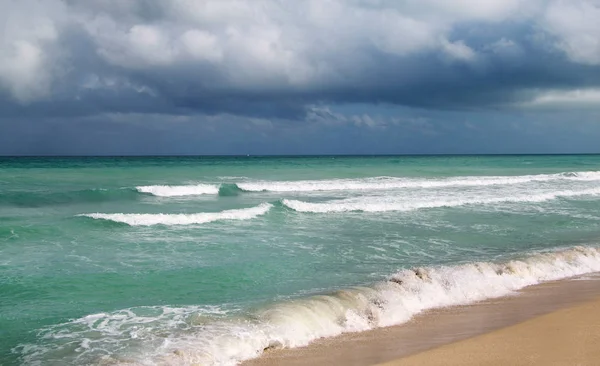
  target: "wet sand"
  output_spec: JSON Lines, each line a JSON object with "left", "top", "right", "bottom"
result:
{"left": 244, "top": 274, "right": 600, "bottom": 366}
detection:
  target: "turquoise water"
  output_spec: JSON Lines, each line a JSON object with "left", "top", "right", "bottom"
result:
{"left": 3, "top": 155, "right": 600, "bottom": 365}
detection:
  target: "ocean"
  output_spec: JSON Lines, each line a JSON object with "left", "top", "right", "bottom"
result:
{"left": 2, "top": 155, "right": 600, "bottom": 365}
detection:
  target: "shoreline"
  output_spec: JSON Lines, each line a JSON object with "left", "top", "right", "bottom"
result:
{"left": 244, "top": 273, "right": 600, "bottom": 366}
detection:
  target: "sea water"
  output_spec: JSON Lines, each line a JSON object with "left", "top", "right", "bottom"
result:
{"left": 3, "top": 155, "right": 600, "bottom": 365}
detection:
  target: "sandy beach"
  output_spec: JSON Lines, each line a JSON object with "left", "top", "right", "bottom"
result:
{"left": 245, "top": 274, "right": 600, "bottom": 366}
{"left": 385, "top": 295, "right": 600, "bottom": 366}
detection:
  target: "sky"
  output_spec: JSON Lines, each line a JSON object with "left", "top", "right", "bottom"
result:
{"left": 1, "top": 0, "right": 600, "bottom": 155}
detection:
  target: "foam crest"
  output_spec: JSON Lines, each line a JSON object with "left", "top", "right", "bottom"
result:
{"left": 80, "top": 203, "right": 272, "bottom": 226}
{"left": 136, "top": 184, "right": 219, "bottom": 197}
{"left": 237, "top": 171, "right": 600, "bottom": 193}
{"left": 282, "top": 187, "right": 600, "bottom": 213}
{"left": 19, "top": 246, "right": 600, "bottom": 366}
{"left": 568, "top": 171, "right": 600, "bottom": 180}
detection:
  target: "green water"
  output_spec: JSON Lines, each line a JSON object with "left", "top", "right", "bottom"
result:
{"left": 2, "top": 155, "right": 600, "bottom": 365}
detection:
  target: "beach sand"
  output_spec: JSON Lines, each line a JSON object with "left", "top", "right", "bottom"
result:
{"left": 245, "top": 274, "right": 600, "bottom": 366}
{"left": 383, "top": 295, "right": 600, "bottom": 366}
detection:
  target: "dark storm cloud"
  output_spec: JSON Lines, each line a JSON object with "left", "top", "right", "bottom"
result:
{"left": 1, "top": 0, "right": 600, "bottom": 119}
{"left": 2, "top": 0, "right": 600, "bottom": 155}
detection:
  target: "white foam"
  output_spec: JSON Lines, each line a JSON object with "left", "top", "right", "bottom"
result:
{"left": 136, "top": 184, "right": 219, "bottom": 197}
{"left": 282, "top": 187, "right": 600, "bottom": 213}
{"left": 80, "top": 203, "right": 272, "bottom": 226}
{"left": 17, "top": 305, "right": 233, "bottom": 366}
{"left": 134, "top": 171, "right": 600, "bottom": 196}
{"left": 236, "top": 171, "right": 600, "bottom": 193}
{"left": 19, "top": 246, "right": 600, "bottom": 366}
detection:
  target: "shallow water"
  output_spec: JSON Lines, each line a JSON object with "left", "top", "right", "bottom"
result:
{"left": 2, "top": 155, "right": 600, "bottom": 365}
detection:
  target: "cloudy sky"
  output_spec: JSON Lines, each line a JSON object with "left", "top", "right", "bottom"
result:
{"left": 1, "top": 0, "right": 600, "bottom": 155}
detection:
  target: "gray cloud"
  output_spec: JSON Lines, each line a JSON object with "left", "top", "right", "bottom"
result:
{"left": 4, "top": 106, "right": 600, "bottom": 155}
{"left": 2, "top": 0, "right": 600, "bottom": 155}
{"left": 1, "top": 0, "right": 599, "bottom": 116}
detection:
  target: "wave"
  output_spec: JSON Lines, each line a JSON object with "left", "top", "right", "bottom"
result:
{"left": 282, "top": 187, "right": 600, "bottom": 213}
{"left": 136, "top": 184, "right": 220, "bottom": 197}
{"left": 127, "top": 171, "right": 600, "bottom": 198}
{"left": 218, "top": 183, "right": 244, "bottom": 197}
{"left": 236, "top": 171, "right": 600, "bottom": 193}
{"left": 79, "top": 203, "right": 272, "bottom": 226}
{"left": 19, "top": 246, "right": 600, "bottom": 366}
{"left": 0, "top": 188, "right": 140, "bottom": 208}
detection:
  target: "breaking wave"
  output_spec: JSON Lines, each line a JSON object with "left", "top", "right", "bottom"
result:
{"left": 236, "top": 171, "right": 600, "bottom": 193}
{"left": 282, "top": 187, "right": 600, "bottom": 213}
{"left": 217, "top": 183, "right": 244, "bottom": 197}
{"left": 79, "top": 203, "right": 272, "bottom": 226}
{"left": 136, "top": 184, "right": 220, "bottom": 197}
{"left": 128, "top": 171, "right": 600, "bottom": 198}
{"left": 18, "top": 246, "right": 600, "bottom": 366}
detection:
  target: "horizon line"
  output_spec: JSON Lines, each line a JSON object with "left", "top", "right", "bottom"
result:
{"left": 2, "top": 153, "right": 600, "bottom": 158}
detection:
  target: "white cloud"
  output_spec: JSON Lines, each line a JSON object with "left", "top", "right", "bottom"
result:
{"left": 0, "top": 0, "right": 66, "bottom": 102}
{"left": 128, "top": 25, "right": 175, "bottom": 66}
{"left": 522, "top": 88, "right": 600, "bottom": 108}
{"left": 0, "top": 41, "right": 47, "bottom": 102}
{"left": 542, "top": 1, "right": 600, "bottom": 65}
{"left": 440, "top": 39, "right": 477, "bottom": 61}
{"left": 180, "top": 30, "right": 222, "bottom": 62}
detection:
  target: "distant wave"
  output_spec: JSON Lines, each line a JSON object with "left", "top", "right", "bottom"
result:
{"left": 236, "top": 171, "right": 600, "bottom": 193}
{"left": 282, "top": 187, "right": 600, "bottom": 213}
{"left": 131, "top": 171, "right": 600, "bottom": 198}
{"left": 21, "top": 246, "right": 600, "bottom": 365}
{"left": 218, "top": 183, "right": 244, "bottom": 197}
{"left": 136, "top": 184, "right": 220, "bottom": 197}
{"left": 79, "top": 203, "right": 272, "bottom": 226}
